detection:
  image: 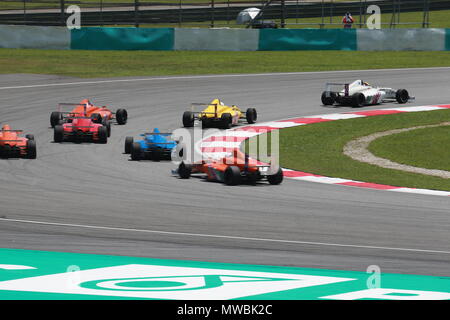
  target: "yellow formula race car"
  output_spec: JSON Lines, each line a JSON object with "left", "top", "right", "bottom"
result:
{"left": 182, "top": 99, "right": 257, "bottom": 129}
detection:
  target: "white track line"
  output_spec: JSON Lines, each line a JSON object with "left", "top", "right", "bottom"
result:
{"left": 1, "top": 67, "right": 450, "bottom": 90}
{"left": 1, "top": 217, "right": 449, "bottom": 255}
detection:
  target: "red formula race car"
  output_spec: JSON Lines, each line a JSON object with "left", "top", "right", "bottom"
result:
{"left": 175, "top": 149, "right": 283, "bottom": 186}
{"left": 0, "top": 124, "right": 36, "bottom": 159}
{"left": 53, "top": 114, "right": 108, "bottom": 144}
{"left": 50, "top": 99, "right": 128, "bottom": 131}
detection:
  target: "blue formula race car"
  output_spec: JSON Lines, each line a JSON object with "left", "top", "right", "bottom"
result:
{"left": 124, "top": 128, "right": 179, "bottom": 161}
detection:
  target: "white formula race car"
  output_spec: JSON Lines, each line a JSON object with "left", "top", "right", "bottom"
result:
{"left": 321, "top": 80, "right": 414, "bottom": 107}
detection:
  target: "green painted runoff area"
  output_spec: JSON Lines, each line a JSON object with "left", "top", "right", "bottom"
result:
{"left": 0, "top": 248, "right": 448, "bottom": 300}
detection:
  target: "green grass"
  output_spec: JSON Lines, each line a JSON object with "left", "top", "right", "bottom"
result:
{"left": 245, "top": 109, "right": 450, "bottom": 191}
{"left": 369, "top": 125, "right": 450, "bottom": 172}
{"left": 1, "top": 49, "right": 449, "bottom": 78}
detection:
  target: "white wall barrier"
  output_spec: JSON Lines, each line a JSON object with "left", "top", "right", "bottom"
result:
{"left": 0, "top": 25, "right": 447, "bottom": 51}
{"left": 357, "top": 28, "right": 446, "bottom": 51}
{"left": 0, "top": 25, "right": 70, "bottom": 50}
{"left": 174, "top": 28, "right": 259, "bottom": 51}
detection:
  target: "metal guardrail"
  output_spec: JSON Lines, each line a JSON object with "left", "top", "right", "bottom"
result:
{"left": 0, "top": 0, "right": 444, "bottom": 28}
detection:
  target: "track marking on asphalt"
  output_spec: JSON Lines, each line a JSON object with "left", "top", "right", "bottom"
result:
{"left": 1, "top": 67, "right": 449, "bottom": 91}
{"left": 344, "top": 122, "right": 450, "bottom": 179}
{"left": 1, "top": 217, "right": 449, "bottom": 255}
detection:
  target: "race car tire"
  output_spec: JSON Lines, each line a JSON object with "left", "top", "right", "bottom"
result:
{"left": 102, "top": 118, "right": 111, "bottom": 137}
{"left": 221, "top": 113, "right": 232, "bottom": 130}
{"left": 396, "top": 89, "right": 409, "bottom": 104}
{"left": 183, "top": 111, "right": 195, "bottom": 128}
{"left": 97, "top": 126, "right": 108, "bottom": 144}
{"left": 131, "top": 142, "right": 142, "bottom": 161}
{"left": 1, "top": 145, "right": 11, "bottom": 158}
{"left": 116, "top": 108, "right": 128, "bottom": 125}
{"left": 25, "top": 139, "right": 36, "bottom": 159}
{"left": 351, "top": 92, "right": 365, "bottom": 108}
{"left": 224, "top": 166, "right": 241, "bottom": 186}
{"left": 321, "top": 91, "right": 336, "bottom": 105}
{"left": 246, "top": 108, "right": 257, "bottom": 124}
{"left": 267, "top": 167, "right": 283, "bottom": 185}
{"left": 50, "top": 111, "right": 62, "bottom": 128}
{"left": 25, "top": 134, "right": 35, "bottom": 141}
{"left": 54, "top": 125, "right": 64, "bottom": 142}
{"left": 124, "top": 136, "right": 133, "bottom": 154}
{"left": 91, "top": 113, "right": 102, "bottom": 123}
{"left": 178, "top": 161, "right": 192, "bottom": 179}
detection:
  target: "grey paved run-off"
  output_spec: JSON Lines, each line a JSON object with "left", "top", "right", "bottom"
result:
{"left": 0, "top": 68, "right": 449, "bottom": 276}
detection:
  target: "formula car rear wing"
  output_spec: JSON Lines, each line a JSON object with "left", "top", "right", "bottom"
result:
{"left": 324, "top": 83, "right": 350, "bottom": 97}
{"left": 188, "top": 103, "right": 223, "bottom": 118}
{"left": 143, "top": 142, "right": 175, "bottom": 145}
{"left": 57, "top": 103, "right": 91, "bottom": 117}
{"left": 139, "top": 132, "right": 180, "bottom": 145}
{"left": 66, "top": 126, "right": 96, "bottom": 128}
{"left": 243, "top": 153, "right": 279, "bottom": 175}
{"left": 0, "top": 128, "right": 24, "bottom": 142}
{"left": 58, "top": 102, "right": 89, "bottom": 109}
{"left": 190, "top": 103, "right": 219, "bottom": 109}
{"left": 141, "top": 132, "right": 173, "bottom": 136}
{"left": 57, "top": 102, "right": 116, "bottom": 114}
{"left": 67, "top": 116, "right": 92, "bottom": 119}
{"left": 141, "top": 132, "right": 176, "bottom": 139}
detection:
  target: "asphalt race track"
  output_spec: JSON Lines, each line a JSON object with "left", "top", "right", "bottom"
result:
{"left": 0, "top": 68, "right": 449, "bottom": 277}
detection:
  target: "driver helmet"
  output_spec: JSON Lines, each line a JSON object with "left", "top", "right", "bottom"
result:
{"left": 362, "top": 81, "right": 370, "bottom": 86}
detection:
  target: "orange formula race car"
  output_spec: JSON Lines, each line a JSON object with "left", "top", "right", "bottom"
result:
{"left": 175, "top": 149, "right": 283, "bottom": 186}
{"left": 0, "top": 124, "right": 36, "bottom": 159}
{"left": 50, "top": 99, "right": 128, "bottom": 129}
